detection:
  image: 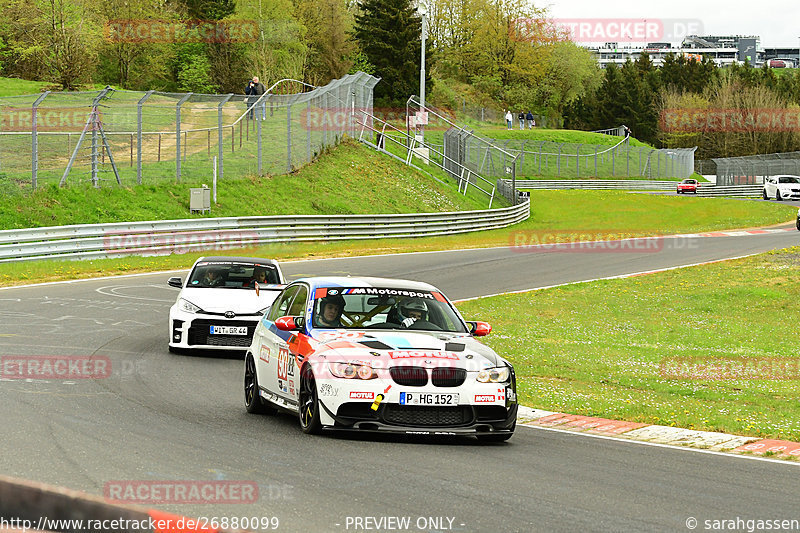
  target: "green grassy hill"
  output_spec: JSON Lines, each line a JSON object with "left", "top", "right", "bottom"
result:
{"left": 0, "top": 139, "right": 493, "bottom": 229}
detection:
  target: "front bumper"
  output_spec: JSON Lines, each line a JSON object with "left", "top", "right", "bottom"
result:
{"left": 169, "top": 306, "right": 260, "bottom": 351}
{"left": 315, "top": 377, "right": 518, "bottom": 435}
{"left": 321, "top": 401, "right": 518, "bottom": 436}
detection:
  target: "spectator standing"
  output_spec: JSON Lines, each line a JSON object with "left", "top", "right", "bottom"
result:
{"left": 526, "top": 111, "right": 535, "bottom": 129}
{"left": 505, "top": 110, "right": 513, "bottom": 130}
{"left": 518, "top": 111, "right": 525, "bottom": 130}
{"left": 245, "top": 76, "right": 266, "bottom": 120}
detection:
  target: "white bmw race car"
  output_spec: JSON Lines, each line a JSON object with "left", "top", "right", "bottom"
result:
{"left": 168, "top": 257, "right": 285, "bottom": 353}
{"left": 243, "top": 276, "right": 518, "bottom": 441}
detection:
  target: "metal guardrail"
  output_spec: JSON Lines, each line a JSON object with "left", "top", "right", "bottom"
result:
{"left": 510, "top": 179, "right": 764, "bottom": 198}
{"left": 694, "top": 185, "right": 763, "bottom": 198}
{"left": 512, "top": 179, "right": 677, "bottom": 190}
{"left": 0, "top": 200, "right": 530, "bottom": 263}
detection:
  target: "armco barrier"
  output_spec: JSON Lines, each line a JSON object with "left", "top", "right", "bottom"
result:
{"left": 694, "top": 185, "right": 763, "bottom": 198}
{"left": 512, "top": 179, "right": 676, "bottom": 190}
{"left": 0, "top": 475, "right": 243, "bottom": 533}
{"left": 0, "top": 200, "right": 530, "bottom": 262}
{"left": 511, "top": 180, "right": 763, "bottom": 198}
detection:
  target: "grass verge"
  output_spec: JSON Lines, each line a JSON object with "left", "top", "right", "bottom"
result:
{"left": 455, "top": 247, "right": 800, "bottom": 443}
{"left": 0, "top": 190, "right": 794, "bottom": 287}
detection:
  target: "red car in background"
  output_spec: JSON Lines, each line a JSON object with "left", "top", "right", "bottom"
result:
{"left": 677, "top": 179, "right": 699, "bottom": 194}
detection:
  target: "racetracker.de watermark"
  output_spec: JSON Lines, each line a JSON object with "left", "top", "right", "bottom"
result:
{"left": 0, "top": 355, "right": 111, "bottom": 380}
{"left": 661, "top": 108, "right": 800, "bottom": 133}
{"left": 519, "top": 18, "right": 703, "bottom": 43}
{"left": 660, "top": 356, "right": 800, "bottom": 380}
{"left": 103, "top": 230, "right": 262, "bottom": 256}
{"left": 104, "top": 19, "right": 258, "bottom": 43}
{"left": 103, "top": 480, "right": 260, "bottom": 504}
{"left": 0, "top": 107, "right": 96, "bottom": 132}
{"left": 509, "top": 230, "right": 700, "bottom": 253}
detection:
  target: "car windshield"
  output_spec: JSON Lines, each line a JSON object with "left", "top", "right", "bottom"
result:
{"left": 779, "top": 177, "right": 800, "bottom": 184}
{"left": 311, "top": 287, "right": 469, "bottom": 333}
{"left": 187, "top": 261, "right": 280, "bottom": 288}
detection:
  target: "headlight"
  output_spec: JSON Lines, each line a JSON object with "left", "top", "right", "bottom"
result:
{"left": 477, "top": 366, "right": 510, "bottom": 383}
{"left": 329, "top": 362, "right": 377, "bottom": 380}
{"left": 178, "top": 298, "right": 201, "bottom": 313}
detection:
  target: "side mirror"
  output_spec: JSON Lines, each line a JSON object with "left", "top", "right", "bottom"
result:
{"left": 167, "top": 277, "right": 183, "bottom": 288}
{"left": 469, "top": 321, "right": 492, "bottom": 337}
{"left": 275, "top": 316, "right": 305, "bottom": 331}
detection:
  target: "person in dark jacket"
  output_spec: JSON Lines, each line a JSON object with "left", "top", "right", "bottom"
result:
{"left": 245, "top": 76, "right": 266, "bottom": 120}
{"left": 526, "top": 111, "right": 535, "bottom": 129}
{"left": 517, "top": 111, "right": 525, "bottom": 130}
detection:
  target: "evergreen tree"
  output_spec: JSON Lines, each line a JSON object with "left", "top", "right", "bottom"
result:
{"left": 353, "top": 0, "right": 432, "bottom": 106}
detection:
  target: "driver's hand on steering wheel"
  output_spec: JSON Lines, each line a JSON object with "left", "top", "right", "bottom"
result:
{"left": 401, "top": 317, "right": 417, "bottom": 328}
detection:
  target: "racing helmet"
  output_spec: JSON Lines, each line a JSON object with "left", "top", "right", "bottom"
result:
{"left": 319, "top": 294, "right": 345, "bottom": 316}
{"left": 398, "top": 299, "right": 428, "bottom": 321}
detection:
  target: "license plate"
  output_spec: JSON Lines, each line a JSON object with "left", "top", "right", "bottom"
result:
{"left": 399, "top": 392, "right": 459, "bottom": 406}
{"left": 209, "top": 325, "right": 248, "bottom": 335}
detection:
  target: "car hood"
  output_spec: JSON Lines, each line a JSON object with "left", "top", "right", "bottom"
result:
{"left": 179, "top": 287, "right": 281, "bottom": 313}
{"left": 308, "top": 330, "right": 505, "bottom": 370}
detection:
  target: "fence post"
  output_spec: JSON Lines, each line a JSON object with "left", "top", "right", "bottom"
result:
{"left": 557, "top": 143, "right": 562, "bottom": 176}
{"left": 612, "top": 144, "right": 615, "bottom": 176}
{"left": 216, "top": 94, "right": 232, "bottom": 182}
{"left": 136, "top": 91, "right": 153, "bottom": 185}
{"left": 31, "top": 92, "right": 49, "bottom": 190}
{"left": 307, "top": 100, "right": 312, "bottom": 163}
{"left": 576, "top": 144, "right": 582, "bottom": 178}
{"left": 287, "top": 99, "right": 293, "bottom": 173}
{"left": 594, "top": 146, "right": 598, "bottom": 177}
{"left": 175, "top": 93, "right": 192, "bottom": 182}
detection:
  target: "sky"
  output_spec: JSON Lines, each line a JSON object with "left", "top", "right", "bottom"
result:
{"left": 546, "top": 0, "right": 800, "bottom": 48}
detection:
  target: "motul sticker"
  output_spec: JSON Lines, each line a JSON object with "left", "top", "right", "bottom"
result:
{"left": 349, "top": 391, "right": 375, "bottom": 400}
{"left": 389, "top": 351, "right": 458, "bottom": 360}
{"left": 474, "top": 395, "right": 495, "bottom": 403}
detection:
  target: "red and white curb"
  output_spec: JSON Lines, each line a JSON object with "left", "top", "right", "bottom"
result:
{"left": 517, "top": 406, "right": 799, "bottom": 459}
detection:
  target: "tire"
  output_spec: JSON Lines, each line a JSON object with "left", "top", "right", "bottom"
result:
{"left": 245, "top": 352, "right": 274, "bottom": 415}
{"left": 763, "top": 189, "right": 768, "bottom": 200}
{"left": 677, "top": 189, "right": 682, "bottom": 194}
{"left": 477, "top": 421, "right": 516, "bottom": 443}
{"left": 776, "top": 190, "right": 782, "bottom": 201}
{"left": 298, "top": 364, "right": 322, "bottom": 434}
{"left": 796, "top": 218, "right": 800, "bottom": 231}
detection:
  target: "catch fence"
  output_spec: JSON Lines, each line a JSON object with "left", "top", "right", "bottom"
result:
{"left": 713, "top": 152, "right": 800, "bottom": 185}
{"left": 0, "top": 72, "right": 379, "bottom": 190}
{"left": 449, "top": 135, "right": 696, "bottom": 180}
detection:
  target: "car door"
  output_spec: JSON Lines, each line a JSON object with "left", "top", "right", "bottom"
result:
{"left": 252, "top": 285, "right": 300, "bottom": 403}
{"left": 262, "top": 283, "right": 308, "bottom": 404}
{"left": 765, "top": 177, "right": 776, "bottom": 198}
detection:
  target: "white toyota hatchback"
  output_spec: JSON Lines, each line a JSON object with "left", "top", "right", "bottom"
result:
{"left": 168, "top": 257, "right": 285, "bottom": 353}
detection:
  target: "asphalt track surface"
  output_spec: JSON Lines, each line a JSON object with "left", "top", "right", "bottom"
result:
{"left": 2, "top": 227, "right": 799, "bottom": 532}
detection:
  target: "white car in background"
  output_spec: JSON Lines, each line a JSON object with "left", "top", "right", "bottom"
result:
{"left": 763, "top": 175, "right": 800, "bottom": 201}
{"left": 168, "top": 257, "right": 285, "bottom": 353}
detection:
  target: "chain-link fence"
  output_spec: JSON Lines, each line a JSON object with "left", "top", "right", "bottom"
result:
{"left": 713, "top": 152, "right": 800, "bottom": 185}
{"left": 453, "top": 137, "right": 696, "bottom": 179}
{"left": 0, "top": 72, "right": 379, "bottom": 190}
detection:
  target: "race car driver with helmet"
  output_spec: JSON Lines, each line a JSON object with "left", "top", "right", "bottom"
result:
{"left": 316, "top": 294, "right": 345, "bottom": 328}
{"left": 396, "top": 298, "right": 428, "bottom": 328}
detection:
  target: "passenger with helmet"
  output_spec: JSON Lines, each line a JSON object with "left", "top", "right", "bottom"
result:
{"left": 316, "top": 294, "right": 345, "bottom": 328}
{"left": 397, "top": 298, "right": 428, "bottom": 328}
